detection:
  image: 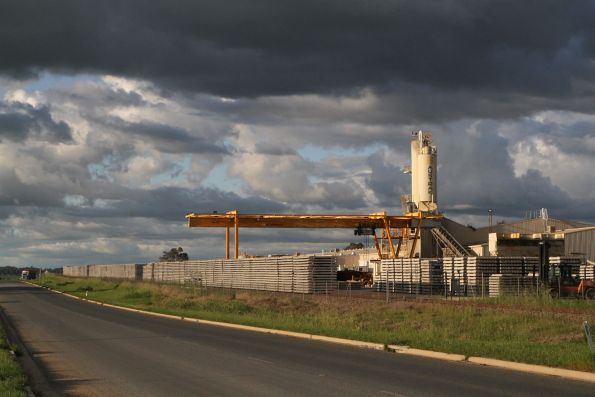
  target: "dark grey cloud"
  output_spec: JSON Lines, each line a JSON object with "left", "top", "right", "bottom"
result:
{"left": 0, "top": 168, "right": 64, "bottom": 207}
{"left": 0, "top": 102, "right": 72, "bottom": 143}
{"left": 70, "top": 186, "right": 288, "bottom": 221}
{"left": 1, "top": 0, "right": 594, "bottom": 120}
{"left": 252, "top": 142, "right": 297, "bottom": 156}
{"left": 98, "top": 117, "right": 230, "bottom": 154}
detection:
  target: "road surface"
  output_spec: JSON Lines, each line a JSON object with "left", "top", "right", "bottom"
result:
{"left": 0, "top": 282, "right": 592, "bottom": 397}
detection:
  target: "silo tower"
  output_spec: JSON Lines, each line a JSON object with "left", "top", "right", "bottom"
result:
{"left": 409, "top": 131, "right": 438, "bottom": 213}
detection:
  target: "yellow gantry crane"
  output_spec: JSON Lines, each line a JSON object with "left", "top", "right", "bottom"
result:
{"left": 186, "top": 210, "right": 442, "bottom": 260}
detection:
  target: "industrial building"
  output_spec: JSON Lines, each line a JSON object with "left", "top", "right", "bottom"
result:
{"left": 564, "top": 226, "right": 595, "bottom": 262}
{"left": 430, "top": 212, "right": 591, "bottom": 259}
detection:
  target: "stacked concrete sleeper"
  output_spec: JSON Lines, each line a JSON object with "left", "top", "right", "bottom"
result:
{"left": 62, "top": 256, "right": 337, "bottom": 294}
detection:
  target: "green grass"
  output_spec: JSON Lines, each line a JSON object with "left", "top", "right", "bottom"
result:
{"left": 0, "top": 326, "right": 28, "bottom": 397}
{"left": 34, "top": 274, "right": 595, "bottom": 372}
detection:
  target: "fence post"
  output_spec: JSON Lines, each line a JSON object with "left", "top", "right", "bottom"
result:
{"left": 385, "top": 266, "right": 389, "bottom": 304}
{"left": 444, "top": 272, "right": 447, "bottom": 299}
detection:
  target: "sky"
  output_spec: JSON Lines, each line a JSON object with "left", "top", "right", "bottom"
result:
{"left": 1, "top": 0, "right": 594, "bottom": 267}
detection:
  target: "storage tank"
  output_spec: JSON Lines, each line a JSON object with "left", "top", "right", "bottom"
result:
{"left": 410, "top": 131, "right": 438, "bottom": 212}
{"left": 410, "top": 135, "right": 419, "bottom": 204}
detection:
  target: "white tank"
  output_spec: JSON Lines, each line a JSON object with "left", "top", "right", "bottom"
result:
{"left": 410, "top": 131, "right": 438, "bottom": 213}
{"left": 410, "top": 135, "right": 419, "bottom": 204}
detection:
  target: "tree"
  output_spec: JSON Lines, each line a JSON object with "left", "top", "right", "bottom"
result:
{"left": 159, "top": 247, "right": 189, "bottom": 262}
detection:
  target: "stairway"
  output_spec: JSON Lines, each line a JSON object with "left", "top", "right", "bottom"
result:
{"left": 431, "top": 226, "right": 474, "bottom": 257}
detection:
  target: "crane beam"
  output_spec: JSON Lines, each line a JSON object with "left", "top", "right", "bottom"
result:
{"left": 186, "top": 211, "right": 438, "bottom": 229}
{"left": 186, "top": 210, "right": 441, "bottom": 259}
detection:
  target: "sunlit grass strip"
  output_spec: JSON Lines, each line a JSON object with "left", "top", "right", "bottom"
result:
{"left": 35, "top": 274, "right": 595, "bottom": 372}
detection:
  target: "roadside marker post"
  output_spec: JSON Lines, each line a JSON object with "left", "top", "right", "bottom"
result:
{"left": 584, "top": 321, "right": 594, "bottom": 354}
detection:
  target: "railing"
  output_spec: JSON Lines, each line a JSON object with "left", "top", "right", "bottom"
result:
{"left": 431, "top": 226, "right": 473, "bottom": 257}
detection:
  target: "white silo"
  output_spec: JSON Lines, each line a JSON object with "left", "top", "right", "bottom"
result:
{"left": 410, "top": 131, "right": 438, "bottom": 213}
{"left": 410, "top": 134, "right": 419, "bottom": 205}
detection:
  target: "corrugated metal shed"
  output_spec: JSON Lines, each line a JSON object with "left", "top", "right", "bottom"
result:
{"left": 564, "top": 226, "right": 595, "bottom": 261}
{"left": 476, "top": 217, "right": 590, "bottom": 235}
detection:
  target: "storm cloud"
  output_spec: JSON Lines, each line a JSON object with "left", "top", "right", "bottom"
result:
{"left": 0, "top": 102, "right": 71, "bottom": 142}
{"left": 1, "top": 1, "right": 594, "bottom": 115}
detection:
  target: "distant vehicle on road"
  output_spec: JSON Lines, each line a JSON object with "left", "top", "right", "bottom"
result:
{"left": 20, "top": 269, "right": 37, "bottom": 280}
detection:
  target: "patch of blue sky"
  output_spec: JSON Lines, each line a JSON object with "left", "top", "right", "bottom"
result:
{"left": 24, "top": 72, "right": 103, "bottom": 93}
{"left": 298, "top": 143, "right": 383, "bottom": 162}
{"left": 88, "top": 163, "right": 113, "bottom": 181}
{"left": 63, "top": 194, "right": 88, "bottom": 207}
{"left": 202, "top": 163, "right": 245, "bottom": 193}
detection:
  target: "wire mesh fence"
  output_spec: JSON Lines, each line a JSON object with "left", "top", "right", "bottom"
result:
{"left": 373, "top": 256, "right": 591, "bottom": 298}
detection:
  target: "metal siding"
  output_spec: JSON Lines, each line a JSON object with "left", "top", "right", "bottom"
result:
{"left": 565, "top": 229, "right": 595, "bottom": 261}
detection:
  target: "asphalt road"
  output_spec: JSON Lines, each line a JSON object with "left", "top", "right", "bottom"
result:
{"left": 0, "top": 282, "right": 593, "bottom": 397}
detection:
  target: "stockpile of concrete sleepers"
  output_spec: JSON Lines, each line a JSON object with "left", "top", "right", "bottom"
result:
{"left": 497, "top": 257, "right": 539, "bottom": 275}
{"left": 144, "top": 256, "right": 337, "bottom": 294}
{"left": 549, "top": 256, "right": 582, "bottom": 276}
{"left": 87, "top": 264, "right": 143, "bottom": 280}
{"left": 376, "top": 258, "right": 444, "bottom": 294}
{"left": 489, "top": 257, "right": 539, "bottom": 297}
{"left": 63, "top": 264, "right": 143, "bottom": 280}
{"left": 463, "top": 257, "right": 498, "bottom": 296}
{"left": 442, "top": 257, "right": 472, "bottom": 296}
{"left": 580, "top": 263, "right": 595, "bottom": 280}
{"left": 443, "top": 257, "right": 540, "bottom": 296}
{"left": 488, "top": 274, "right": 538, "bottom": 297}
{"left": 62, "top": 265, "right": 89, "bottom": 277}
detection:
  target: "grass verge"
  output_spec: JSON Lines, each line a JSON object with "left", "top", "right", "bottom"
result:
{"left": 0, "top": 322, "right": 28, "bottom": 397}
{"left": 34, "top": 274, "right": 595, "bottom": 372}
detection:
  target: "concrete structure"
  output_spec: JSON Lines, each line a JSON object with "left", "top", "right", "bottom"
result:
{"left": 564, "top": 226, "right": 595, "bottom": 262}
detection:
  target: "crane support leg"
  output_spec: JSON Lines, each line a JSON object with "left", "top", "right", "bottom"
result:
{"left": 234, "top": 214, "right": 239, "bottom": 259}
{"left": 395, "top": 229, "right": 403, "bottom": 257}
{"left": 409, "top": 216, "right": 423, "bottom": 258}
{"left": 384, "top": 218, "right": 396, "bottom": 259}
{"left": 372, "top": 230, "right": 382, "bottom": 259}
{"left": 225, "top": 226, "right": 230, "bottom": 260}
